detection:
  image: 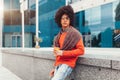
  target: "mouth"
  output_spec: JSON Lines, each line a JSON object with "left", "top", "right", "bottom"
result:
{"left": 63, "top": 23, "right": 67, "bottom": 25}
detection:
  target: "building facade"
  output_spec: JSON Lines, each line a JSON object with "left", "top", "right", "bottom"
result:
{"left": 3, "top": 0, "right": 120, "bottom": 48}
{"left": 3, "top": 0, "right": 35, "bottom": 47}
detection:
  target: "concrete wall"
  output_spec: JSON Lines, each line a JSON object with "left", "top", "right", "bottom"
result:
{"left": 1, "top": 48, "right": 120, "bottom": 80}
{"left": 0, "top": 50, "right": 2, "bottom": 66}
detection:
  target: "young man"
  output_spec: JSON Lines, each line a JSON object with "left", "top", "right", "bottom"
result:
{"left": 50, "top": 5, "right": 85, "bottom": 80}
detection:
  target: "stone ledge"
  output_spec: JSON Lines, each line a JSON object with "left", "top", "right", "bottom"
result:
{"left": 2, "top": 48, "right": 34, "bottom": 57}
{"left": 112, "top": 60, "right": 120, "bottom": 70}
{"left": 2, "top": 48, "right": 120, "bottom": 80}
{"left": 77, "top": 57, "right": 111, "bottom": 68}
{"left": 2, "top": 48, "right": 120, "bottom": 70}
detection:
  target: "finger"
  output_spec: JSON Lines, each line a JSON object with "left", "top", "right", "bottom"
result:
{"left": 50, "top": 71, "right": 54, "bottom": 76}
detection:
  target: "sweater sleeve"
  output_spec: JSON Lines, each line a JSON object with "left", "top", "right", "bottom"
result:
{"left": 62, "top": 38, "right": 85, "bottom": 57}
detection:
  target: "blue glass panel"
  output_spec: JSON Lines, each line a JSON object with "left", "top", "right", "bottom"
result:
{"left": 12, "top": 36, "right": 16, "bottom": 47}
{"left": 17, "top": 36, "right": 21, "bottom": 47}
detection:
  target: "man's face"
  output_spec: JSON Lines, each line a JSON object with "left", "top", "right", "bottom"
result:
{"left": 61, "top": 14, "right": 70, "bottom": 28}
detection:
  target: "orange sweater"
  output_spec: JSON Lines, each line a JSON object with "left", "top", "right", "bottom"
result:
{"left": 54, "top": 32, "right": 84, "bottom": 68}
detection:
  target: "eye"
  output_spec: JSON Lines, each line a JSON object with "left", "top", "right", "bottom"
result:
{"left": 61, "top": 17, "right": 70, "bottom": 20}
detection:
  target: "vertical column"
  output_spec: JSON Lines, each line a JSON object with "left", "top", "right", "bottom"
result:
{"left": 35, "top": 0, "right": 39, "bottom": 48}
{"left": 0, "top": 0, "right": 3, "bottom": 66}
{"left": 22, "top": 10, "right": 25, "bottom": 49}
{"left": 0, "top": 0, "right": 3, "bottom": 48}
{"left": 66, "top": 0, "right": 68, "bottom": 5}
{"left": 20, "top": 0, "right": 28, "bottom": 49}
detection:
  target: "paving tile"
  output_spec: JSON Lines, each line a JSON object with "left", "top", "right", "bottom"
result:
{"left": 0, "top": 67, "right": 22, "bottom": 80}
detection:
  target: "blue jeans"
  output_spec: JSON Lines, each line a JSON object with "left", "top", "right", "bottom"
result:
{"left": 51, "top": 64, "right": 73, "bottom": 80}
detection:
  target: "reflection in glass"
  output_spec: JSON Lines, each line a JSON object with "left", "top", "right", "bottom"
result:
{"left": 3, "top": 0, "right": 36, "bottom": 48}
{"left": 115, "top": 1, "right": 120, "bottom": 21}
{"left": 113, "top": 1, "right": 120, "bottom": 47}
{"left": 85, "top": 7, "right": 101, "bottom": 26}
{"left": 82, "top": 0, "right": 120, "bottom": 48}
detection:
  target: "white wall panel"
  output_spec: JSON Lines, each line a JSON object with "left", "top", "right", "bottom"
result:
{"left": 70, "top": 0, "right": 115, "bottom": 13}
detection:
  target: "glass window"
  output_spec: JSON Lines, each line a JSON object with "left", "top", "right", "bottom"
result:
{"left": 82, "top": 0, "right": 120, "bottom": 48}
{"left": 39, "top": 0, "right": 65, "bottom": 47}
{"left": 85, "top": 6, "right": 101, "bottom": 26}
{"left": 12, "top": 35, "right": 22, "bottom": 47}
{"left": 112, "top": 1, "right": 120, "bottom": 48}
{"left": 3, "top": 0, "right": 36, "bottom": 48}
{"left": 113, "top": 0, "right": 120, "bottom": 22}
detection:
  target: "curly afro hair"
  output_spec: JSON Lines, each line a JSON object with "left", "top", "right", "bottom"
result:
{"left": 55, "top": 5, "right": 74, "bottom": 27}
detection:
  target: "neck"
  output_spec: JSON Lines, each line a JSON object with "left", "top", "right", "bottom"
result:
{"left": 62, "top": 26, "right": 69, "bottom": 30}
{"left": 61, "top": 26, "right": 71, "bottom": 33}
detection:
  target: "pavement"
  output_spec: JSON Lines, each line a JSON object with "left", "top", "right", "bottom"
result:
{"left": 0, "top": 52, "right": 22, "bottom": 80}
